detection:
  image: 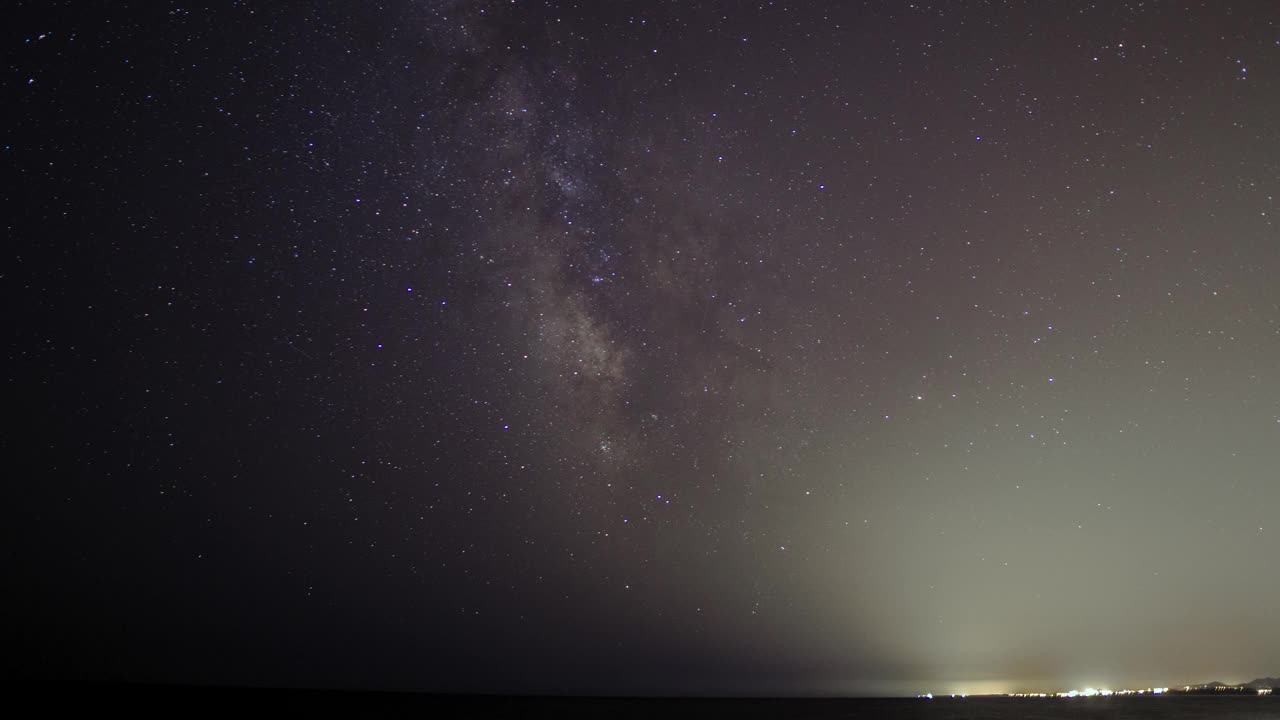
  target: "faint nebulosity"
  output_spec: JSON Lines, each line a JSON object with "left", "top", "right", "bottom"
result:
{"left": 8, "top": 0, "right": 1279, "bottom": 696}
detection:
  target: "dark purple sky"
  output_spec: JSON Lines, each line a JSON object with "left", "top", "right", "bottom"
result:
{"left": 10, "top": 0, "right": 1278, "bottom": 695}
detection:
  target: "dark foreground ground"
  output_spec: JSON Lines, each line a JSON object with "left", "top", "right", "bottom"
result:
{"left": 45, "top": 686, "right": 1280, "bottom": 719}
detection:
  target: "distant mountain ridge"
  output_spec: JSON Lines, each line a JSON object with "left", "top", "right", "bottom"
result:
{"left": 1187, "top": 677, "right": 1278, "bottom": 690}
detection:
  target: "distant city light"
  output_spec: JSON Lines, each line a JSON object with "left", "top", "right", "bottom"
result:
{"left": 993, "top": 685, "right": 1176, "bottom": 700}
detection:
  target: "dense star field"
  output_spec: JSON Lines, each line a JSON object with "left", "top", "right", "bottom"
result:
{"left": 8, "top": 1, "right": 1279, "bottom": 696}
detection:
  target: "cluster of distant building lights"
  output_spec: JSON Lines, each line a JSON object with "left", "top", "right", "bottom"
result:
{"left": 920, "top": 686, "right": 1276, "bottom": 699}
{"left": 920, "top": 688, "right": 1171, "bottom": 699}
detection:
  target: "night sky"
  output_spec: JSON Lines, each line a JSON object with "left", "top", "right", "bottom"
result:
{"left": 9, "top": 0, "right": 1279, "bottom": 697}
